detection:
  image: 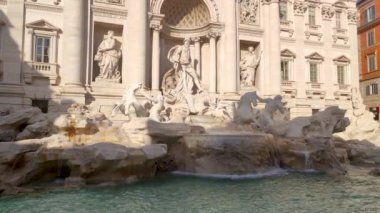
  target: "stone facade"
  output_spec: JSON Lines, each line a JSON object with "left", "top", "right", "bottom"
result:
{"left": 0, "top": 0, "right": 359, "bottom": 118}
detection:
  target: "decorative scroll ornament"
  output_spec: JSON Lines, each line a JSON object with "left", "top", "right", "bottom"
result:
{"left": 294, "top": 0, "right": 307, "bottom": 16}
{"left": 347, "top": 10, "right": 358, "bottom": 24}
{"left": 321, "top": 6, "right": 334, "bottom": 20}
{"left": 240, "top": 0, "right": 259, "bottom": 25}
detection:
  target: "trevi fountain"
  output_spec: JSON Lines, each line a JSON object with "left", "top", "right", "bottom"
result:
{"left": 0, "top": 38, "right": 379, "bottom": 212}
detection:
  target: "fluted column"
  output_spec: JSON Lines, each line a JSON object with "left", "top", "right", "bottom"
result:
{"left": 268, "top": 0, "right": 281, "bottom": 95}
{"left": 208, "top": 32, "right": 219, "bottom": 93}
{"left": 193, "top": 37, "right": 201, "bottom": 75}
{"left": 223, "top": 0, "right": 238, "bottom": 94}
{"left": 124, "top": 0, "right": 149, "bottom": 86}
{"left": 150, "top": 24, "right": 162, "bottom": 91}
{"left": 261, "top": 0, "right": 281, "bottom": 95}
{"left": 62, "top": 0, "right": 86, "bottom": 86}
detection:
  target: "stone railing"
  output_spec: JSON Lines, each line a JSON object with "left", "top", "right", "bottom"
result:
{"left": 307, "top": 82, "right": 323, "bottom": 89}
{"left": 306, "top": 82, "right": 325, "bottom": 99}
{"left": 24, "top": 61, "right": 59, "bottom": 85}
{"left": 280, "top": 20, "right": 294, "bottom": 37}
{"left": 280, "top": 20, "right": 293, "bottom": 27}
{"left": 305, "top": 24, "right": 322, "bottom": 40}
{"left": 333, "top": 84, "right": 351, "bottom": 100}
{"left": 333, "top": 28, "right": 347, "bottom": 36}
{"left": 281, "top": 80, "right": 295, "bottom": 87}
{"left": 281, "top": 81, "right": 297, "bottom": 98}
{"left": 306, "top": 24, "right": 321, "bottom": 31}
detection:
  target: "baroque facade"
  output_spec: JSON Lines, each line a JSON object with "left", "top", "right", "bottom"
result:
{"left": 0, "top": 0, "right": 358, "bottom": 117}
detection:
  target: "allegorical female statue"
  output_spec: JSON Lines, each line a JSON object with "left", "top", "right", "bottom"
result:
{"left": 240, "top": 46, "right": 262, "bottom": 87}
{"left": 94, "top": 30, "right": 122, "bottom": 82}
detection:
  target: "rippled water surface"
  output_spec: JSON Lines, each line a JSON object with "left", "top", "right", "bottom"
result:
{"left": 0, "top": 172, "right": 379, "bottom": 213}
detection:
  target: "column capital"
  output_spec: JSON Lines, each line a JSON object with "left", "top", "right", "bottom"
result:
{"left": 149, "top": 13, "right": 165, "bottom": 30}
{"left": 150, "top": 23, "right": 163, "bottom": 31}
{"left": 192, "top": 36, "right": 201, "bottom": 42}
{"left": 207, "top": 31, "right": 221, "bottom": 39}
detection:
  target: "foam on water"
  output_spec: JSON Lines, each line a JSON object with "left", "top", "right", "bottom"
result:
{"left": 171, "top": 168, "right": 288, "bottom": 180}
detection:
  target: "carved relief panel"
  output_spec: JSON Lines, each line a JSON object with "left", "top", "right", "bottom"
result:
{"left": 240, "top": 0, "right": 259, "bottom": 25}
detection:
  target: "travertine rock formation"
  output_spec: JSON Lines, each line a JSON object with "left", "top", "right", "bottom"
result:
{"left": 0, "top": 107, "right": 51, "bottom": 142}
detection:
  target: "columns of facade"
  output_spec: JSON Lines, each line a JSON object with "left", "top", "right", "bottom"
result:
{"left": 322, "top": 8, "right": 334, "bottom": 100}
{"left": 222, "top": 0, "right": 238, "bottom": 94}
{"left": 193, "top": 37, "right": 201, "bottom": 76}
{"left": 268, "top": 0, "right": 281, "bottom": 95}
{"left": 347, "top": 11, "right": 359, "bottom": 89}
{"left": 25, "top": 29, "right": 33, "bottom": 61}
{"left": 123, "top": 0, "right": 149, "bottom": 86}
{"left": 150, "top": 24, "right": 162, "bottom": 91}
{"left": 62, "top": 0, "right": 86, "bottom": 86}
{"left": 2, "top": 0, "right": 24, "bottom": 84}
{"left": 208, "top": 32, "right": 219, "bottom": 93}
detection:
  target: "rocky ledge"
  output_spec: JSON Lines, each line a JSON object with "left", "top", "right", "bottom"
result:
{"left": 0, "top": 136, "right": 166, "bottom": 196}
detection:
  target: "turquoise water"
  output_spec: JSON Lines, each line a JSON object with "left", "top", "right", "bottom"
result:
{"left": 0, "top": 172, "right": 379, "bottom": 213}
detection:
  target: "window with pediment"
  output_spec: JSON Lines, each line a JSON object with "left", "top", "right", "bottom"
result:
{"left": 333, "top": 55, "right": 350, "bottom": 85}
{"left": 306, "top": 52, "right": 324, "bottom": 83}
{"left": 161, "top": 0, "right": 211, "bottom": 29}
{"left": 26, "top": 20, "right": 60, "bottom": 64}
{"left": 281, "top": 49, "right": 296, "bottom": 82}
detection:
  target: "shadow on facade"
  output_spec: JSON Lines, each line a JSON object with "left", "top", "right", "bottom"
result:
{"left": 0, "top": 10, "right": 76, "bottom": 141}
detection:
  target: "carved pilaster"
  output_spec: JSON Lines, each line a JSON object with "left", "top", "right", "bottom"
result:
{"left": 322, "top": 6, "right": 334, "bottom": 20}
{"left": 207, "top": 31, "right": 221, "bottom": 39}
{"left": 150, "top": 23, "right": 162, "bottom": 32}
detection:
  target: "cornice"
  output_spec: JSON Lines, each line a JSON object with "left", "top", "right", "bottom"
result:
{"left": 25, "top": 2, "right": 63, "bottom": 13}
{"left": 92, "top": 5, "right": 128, "bottom": 19}
{"left": 358, "top": 18, "right": 380, "bottom": 33}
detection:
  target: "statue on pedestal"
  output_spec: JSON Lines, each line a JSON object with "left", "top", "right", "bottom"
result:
{"left": 240, "top": 46, "right": 262, "bottom": 87}
{"left": 94, "top": 30, "right": 122, "bottom": 83}
{"left": 162, "top": 38, "right": 204, "bottom": 114}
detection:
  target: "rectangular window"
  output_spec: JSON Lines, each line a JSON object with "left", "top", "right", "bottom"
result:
{"left": 279, "top": 2, "right": 288, "bottom": 21}
{"left": 336, "top": 11, "right": 342, "bottom": 29}
{"left": 368, "top": 54, "right": 376, "bottom": 72}
{"left": 309, "top": 7, "right": 316, "bottom": 25}
{"left": 367, "top": 31, "right": 375, "bottom": 47}
{"left": 281, "top": 60, "right": 289, "bottom": 81}
{"left": 365, "top": 6, "right": 375, "bottom": 23}
{"left": 337, "top": 65, "right": 345, "bottom": 85}
{"left": 34, "top": 36, "right": 50, "bottom": 63}
{"left": 310, "top": 63, "right": 318, "bottom": 83}
{"left": 366, "top": 84, "right": 379, "bottom": 96}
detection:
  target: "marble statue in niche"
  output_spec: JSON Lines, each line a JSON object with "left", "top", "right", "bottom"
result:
{"left": 162, "top": 38, "right": 204, "bottom": 114}
{"left": 94, "top": 30, "right": 122, "bottom": 83}
{"left": 240, "top": 46, "right": 262, "bottom": 87}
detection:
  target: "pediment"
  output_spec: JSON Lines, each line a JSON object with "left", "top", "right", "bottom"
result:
{"left": 281, "top": 49, "right": 296, "bottom": 58}
{"left": 333, "top": 1, "right": 347, "bottom": 8}
{"left": 334, "top": 55, "right": 350, "bottom": 63}
{"left": 305, "top": 52, "right": 324, "bottom": 61}
{"left": 26, "top": 19, "right": 61, "bottom": 32}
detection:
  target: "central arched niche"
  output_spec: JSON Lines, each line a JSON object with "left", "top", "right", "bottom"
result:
{"left": 160, "top": 0, "right": 211, "bottom": 29}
